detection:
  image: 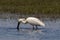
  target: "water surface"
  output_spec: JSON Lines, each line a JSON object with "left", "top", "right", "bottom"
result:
{"left": 0, "top": 19, "right": 60, "bottom": 40}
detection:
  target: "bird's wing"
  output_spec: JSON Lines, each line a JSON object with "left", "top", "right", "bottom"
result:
{"left": 26, "top": 17, "right": 45, "bottom": 26}
{"left": 26, "top": 17, "right": 40, "bottom": 25}
{"left": 33, "top": 18, "right": 45, "bottom": 26}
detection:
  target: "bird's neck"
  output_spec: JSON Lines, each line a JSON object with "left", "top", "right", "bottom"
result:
{"left": 22, "top": 20, "right": 27, "bottom": 24}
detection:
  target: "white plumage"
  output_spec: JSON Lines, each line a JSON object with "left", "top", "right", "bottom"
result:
{"left": 17, "top": 17, "right": 45, "bottom": 30}
{"left": 26, "top": 17, "right": 45, "bottom": 26}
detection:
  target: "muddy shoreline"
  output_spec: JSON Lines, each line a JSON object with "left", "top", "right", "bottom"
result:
{"left": 0, "top": 12, "right": 60, "bottom": 21}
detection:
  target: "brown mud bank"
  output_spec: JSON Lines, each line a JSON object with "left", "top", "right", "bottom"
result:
{"left": 0, "top": 12, "right": 60, "bottom": 20}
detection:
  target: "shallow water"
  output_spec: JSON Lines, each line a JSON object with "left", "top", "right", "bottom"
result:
{"left": 0, "top": 19, "right": 60, "bottom": 40}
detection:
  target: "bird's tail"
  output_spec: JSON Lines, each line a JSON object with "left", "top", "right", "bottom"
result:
{"left": 39, "top": 21, "right": 45, "bottom": 27}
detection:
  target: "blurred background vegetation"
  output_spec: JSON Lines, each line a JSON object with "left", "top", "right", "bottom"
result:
{"left": 0, "top": 0, "right": 60, "bottom": 15}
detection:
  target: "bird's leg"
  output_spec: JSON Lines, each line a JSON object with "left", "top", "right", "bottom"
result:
{"left": 32, "top": 25, "right": 35, "bottom": 30}
{"left": 36, "top": 25, "right": 38, "bottom": 30}
{"left": 33, "top": 25, "right": 35, "bottom": 30}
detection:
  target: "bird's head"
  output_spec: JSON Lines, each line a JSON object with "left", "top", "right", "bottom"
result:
{"left": 17, "top": 18, "right": 26, "bottom": 30}
{"left": 18, "top": 18, "right": 25, "bottom": 22}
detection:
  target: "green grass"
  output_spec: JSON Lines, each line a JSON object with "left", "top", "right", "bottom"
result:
{"left": 0, "top": 0, "right": 60, "bottom": 15}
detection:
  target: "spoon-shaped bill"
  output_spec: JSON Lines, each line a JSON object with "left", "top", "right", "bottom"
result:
{"left": 17, "top": 22, "right": 20, "bottom": 30}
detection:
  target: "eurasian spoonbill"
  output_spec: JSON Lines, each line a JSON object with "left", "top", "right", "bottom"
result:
{"left": 17, "top": 17, "right": 45, "bottom": 30}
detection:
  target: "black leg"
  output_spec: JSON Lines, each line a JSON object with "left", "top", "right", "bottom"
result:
{"left": 32, "top": 25, "right": 35, "bottom": 30}
{"left": 36, "top": 25, "right": 38, "bottom": 30}
{"left": 33, "top": 26, "right": 35, "bottom": 30}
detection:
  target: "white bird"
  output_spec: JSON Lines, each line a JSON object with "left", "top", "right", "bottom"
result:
{"left": 17, "top": 17, "right": 45, "bottom": 30}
